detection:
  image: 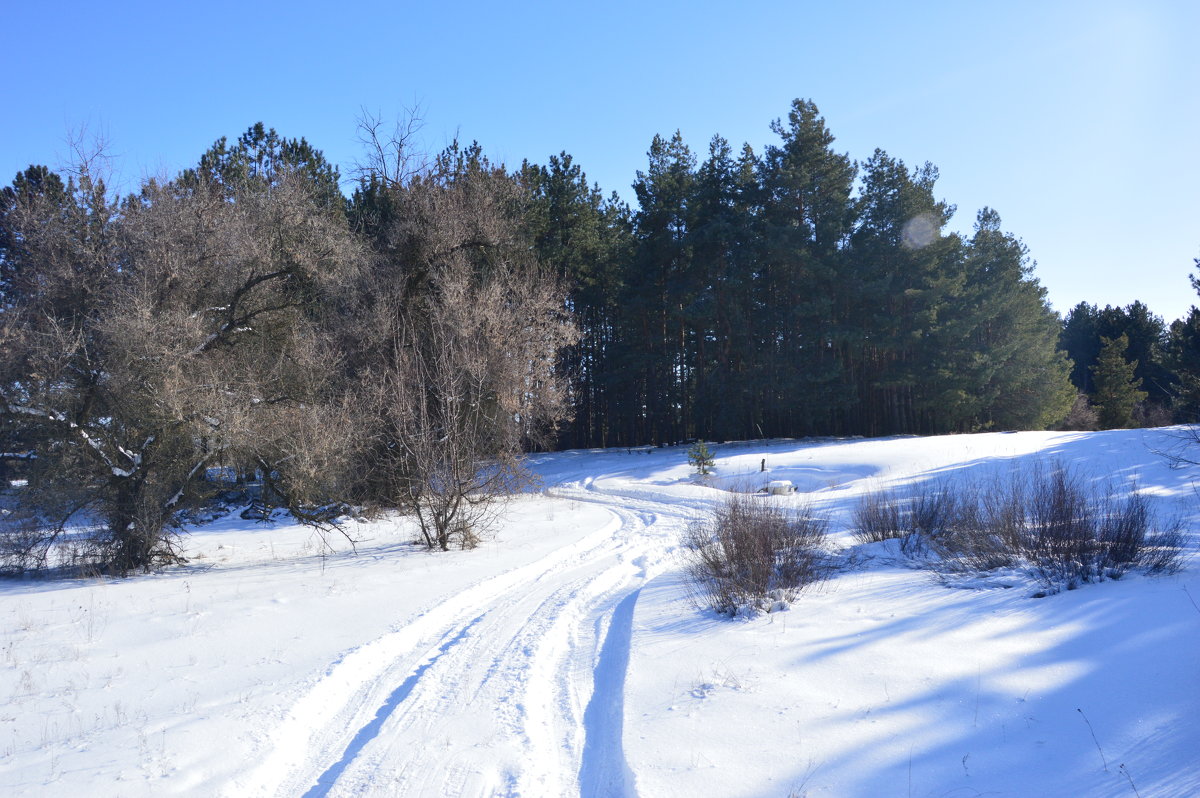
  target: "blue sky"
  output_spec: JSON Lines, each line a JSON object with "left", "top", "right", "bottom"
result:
{"left": 5, "top": 0, "right": 1197, "bottom": 322}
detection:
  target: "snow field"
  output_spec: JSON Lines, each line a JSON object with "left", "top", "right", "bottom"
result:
{"left": 1, "top": 426, "right": 1198, "bottom": 796}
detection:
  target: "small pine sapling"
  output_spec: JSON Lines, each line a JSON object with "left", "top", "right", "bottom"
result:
{"left": 688, "top": 440, "right": 715, "bottom": 476}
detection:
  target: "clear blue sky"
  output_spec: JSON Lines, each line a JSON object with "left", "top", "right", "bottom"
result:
{"left": 5, "top": 0, "right": 1197, "bottom": 322}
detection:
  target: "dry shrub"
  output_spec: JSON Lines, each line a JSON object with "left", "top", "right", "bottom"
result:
{"left": 1132, "top": 401, "right": 1174, "bottom": 429}
{"left": 852, "top": 483, "right": 960, "bottom": 558}
{"left": 683, "top": 495, "right": 828, "bottom": 616}
{"left": 1058, "top": 394, "right": 1099, "bottom": 431}
{"left": 853, "top": 464, "right": 1187, "bottom": 592}
{"left": 852, "top": 489, "right": 906, "bottom": 544}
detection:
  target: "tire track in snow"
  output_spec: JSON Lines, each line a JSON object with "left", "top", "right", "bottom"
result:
{"left": 578, "top": 585, "right": 640, "bottom": 798}
{"left": 337, "top": 507, "right": 663, "bottom": 797}
{"left": 512, "top": 531, "right": 651, "bottom": 797}
{"left": 321, "top": 505, "right": 674, "bottom": 797}
{"left": 225, "top": 511, "right": 630, "bottom": 798}
{"left": 301, "top": 613, "right": 486, "bottom": 798}
{"left": 231, "top": 479, "right": 693, "bottom": 797}
{"left": 338, "top": 556, "right": 616, "bottom": 795}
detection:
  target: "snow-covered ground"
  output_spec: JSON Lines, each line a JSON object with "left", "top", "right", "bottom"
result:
{"left": 2, "top": 428, "right": 1198, "bottom": 797}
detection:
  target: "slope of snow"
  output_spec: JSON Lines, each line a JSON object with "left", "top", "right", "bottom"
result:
{"left": 2, "top": 428, "right": 1198, "bottom": 796}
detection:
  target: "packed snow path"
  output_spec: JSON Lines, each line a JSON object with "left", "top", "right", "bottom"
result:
{"left": 225, "top": 480, "right": 703, "bottom": 798}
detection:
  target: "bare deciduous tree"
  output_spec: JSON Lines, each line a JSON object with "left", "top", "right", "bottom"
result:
{"left": 347, "top": 140, "right": 577, "bottom": 549}
{"left": 1, "top": 162, "right": 365, "bottom": 574}
{"left": 2, "top": 124, "right": 576, "bottom": 572}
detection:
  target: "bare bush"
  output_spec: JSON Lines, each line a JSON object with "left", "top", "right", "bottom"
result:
{"left": 682, "top": 495, "right": 828, "bottom": 615}
{"left": 852, "top": 488, "right": 907, "bottom": 544}
{"left": 854, "top": 465, "right": 1187, "bottom": 592}
{"left": 852, "top": 483, "right": 960, "bottom": 557}
{"left": 1057, "top": 394, "right": 1099, "bottom": 431}
{"left": 929, "top": 482, "right": 1019, "bottom": 572}
{"left": 908, "top": 483, "right": 962, "bottom": 554}
{"left": 1023, "top": 467, "right": 1096, "bottom": 587}
{"left": 1132, "top": 401, "right": 1173, "bottom": 429}
{"left": 983, "top": 467, "right": 1184, "bottom": 589}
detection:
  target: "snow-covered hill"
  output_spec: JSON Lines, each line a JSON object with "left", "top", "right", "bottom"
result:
{"left": 2, "top": 428, "right": 1198, "bottom": 796}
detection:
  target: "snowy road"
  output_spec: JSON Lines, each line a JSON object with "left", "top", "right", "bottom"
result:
{"left": 225, "top": 476, "right": 702, "bottom": 798}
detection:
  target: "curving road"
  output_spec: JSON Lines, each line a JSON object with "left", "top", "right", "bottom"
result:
{"left": 225, "top": 473, "right": 703, "bottom": 798}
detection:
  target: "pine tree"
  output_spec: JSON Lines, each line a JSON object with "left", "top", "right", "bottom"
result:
{"left": 687, "top": 136, "right": 761, "bottom": 441}
{"left": 1167, "top": 306, "right": 1200, "bottom": 420}
{"left": 845, "top": 150, "right": 960, "bottom": 435}
{"left": 1091, "top": 334, "right": 1147, "bottom": 429}
{"left": 1104, "top": 301, "right": 1173, "bottom": 406}
{"left": 757, "top": 99, "right": 856, "bottom": 436}
{"left": 1060, "top": 301, "right": 1173, "bottom": 413}
{"left": 623, "top": 131, "right": 696, "bottom": 445}
{"left": 948, "top": 208, "right": 1074, "bottom": 431}
{"left": 183, "top": 123, "right": 343, "bottom": 213}
{"left": 510, "top": 98, "right": 1084, "bottom": 443}
{"left": 1060, "top": 302, "right": 1101, "bottom": 393}
{"left": 519, "top": 153, "right": 631, "bottom": 448}
{"left": 688, "top": 440, "right": 715, "bottom": 476}
{"left": 0, "top": 165, "right": 69, "bottom": 303}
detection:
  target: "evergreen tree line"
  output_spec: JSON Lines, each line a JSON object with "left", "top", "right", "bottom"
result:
{"left": 1058, "top": 298, "right": 1200, "bottom": 429}
{"left": 523, "top": 99, "right": 1078, "bottom": 447}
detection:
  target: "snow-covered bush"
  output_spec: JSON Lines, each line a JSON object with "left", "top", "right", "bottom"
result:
{"left": 682, "top": 495, "right": 828, "bottom": 616}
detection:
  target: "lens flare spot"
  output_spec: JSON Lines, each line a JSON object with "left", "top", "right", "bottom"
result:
{"left": 901, "top": 213, "right": 938, "bottom": 249}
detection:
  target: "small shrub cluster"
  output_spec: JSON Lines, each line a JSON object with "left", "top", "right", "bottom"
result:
{"left": 1132, "top": 401, "right": 1174, "bottom": 429}
{"left": 682, "top": 495, "right": 828, "bottom": 615}
{"left": 852, "top": 483, "right": 962, "bottom": 558}
{"left": 1057, "top": 394, "right": 1099, "bottom": 431}
{"left": 853, "top": 465, "right": 1186, "bottom": 592}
